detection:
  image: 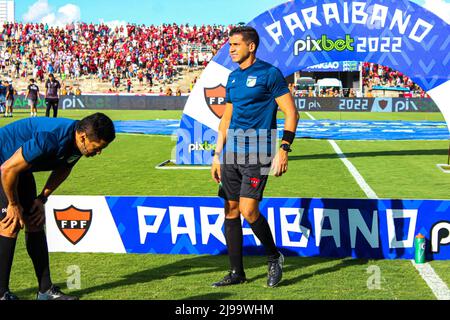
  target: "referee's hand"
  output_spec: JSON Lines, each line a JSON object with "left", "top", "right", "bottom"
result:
{"left": 211, "top": 154, "right": 221, "bottom": 184}
{"left": 272, "top": 150, "right": 288, "bottom": 177}
{"left": 29, "top": 198, "right": 46, "bottom": 227}
{"left": 0, "top": 203, "right": 24, "bottom": 235}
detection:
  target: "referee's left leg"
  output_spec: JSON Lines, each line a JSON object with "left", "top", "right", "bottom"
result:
{"left": 239, "top": 197, "right": 284, "bottom": 287}
{"left": 0, "top": 172, "right": 20, "bottom": 300}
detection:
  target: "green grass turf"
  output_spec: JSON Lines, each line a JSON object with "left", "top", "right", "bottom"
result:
{"left": 2, "top": 109, "right": 449, "bottom": 300}
{"left": 429, "top": 261, "right": 450, "bottom": 288}
{"left": 9, "top": 243, "right": 437, "bottom": 300}
{"left": 31, "top": 135, "right": 367, "bottom": 198}
{"left": 326, "top": 140, "right": 450, "bottom": 199}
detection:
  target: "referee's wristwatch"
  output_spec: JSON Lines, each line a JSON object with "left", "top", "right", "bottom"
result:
{"left": 212, "top": 150, "right": 220, "bottom": 157}
{"left": 280, "top": 143, "right": 292, "bottom": 152}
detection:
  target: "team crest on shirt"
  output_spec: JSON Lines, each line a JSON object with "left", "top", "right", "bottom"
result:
{"left": 54, "top": 206, "right": 92, "bottom": 245}
{"left": 204, "top": 84, "right": 226, "bottom": 118}
{"left": 246, "top": 76, "right": 257, "bottom": 87}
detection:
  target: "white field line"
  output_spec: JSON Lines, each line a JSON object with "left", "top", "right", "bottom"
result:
{"left": 411, "top": 261, "right": 450, "bottom": 300}
{"left": 304, "top": 112, "right": 377, "bottom": 198}
{"left": 304, "top": 112, "right": 450, "bottom": 300}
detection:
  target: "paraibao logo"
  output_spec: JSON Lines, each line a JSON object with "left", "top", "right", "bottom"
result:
{"left": 54, "top": 206, "right": 92, "bottom": 245}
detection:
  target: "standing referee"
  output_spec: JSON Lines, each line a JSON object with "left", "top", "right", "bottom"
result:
{"left": 211, "top": 26, "right": 299, "bottom": 287}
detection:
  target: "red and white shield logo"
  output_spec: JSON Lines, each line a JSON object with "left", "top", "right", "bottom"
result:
{"left": 54, "top": 206, "right": 92, "bottom": 245}
{"left": 250, "top": 178, "right": 260, "bottom": 188}
{"left": 204, "top": 84, "right": 226, "bottom": 118}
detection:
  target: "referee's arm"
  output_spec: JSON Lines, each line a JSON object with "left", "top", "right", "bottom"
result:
{"left": 277, "top": 92, "right": 299, "bottom": 139}
{"left": 211, "top": 102, "right": 233, "bottom": 183}
{"left": 39, "top": 165, "right": 73, "bottom": 199}
{"left": 273, "top": 93, "right": 299, "bottom": 177}
{"left": 0, "top": 148, "right": 33, "bottom": 232}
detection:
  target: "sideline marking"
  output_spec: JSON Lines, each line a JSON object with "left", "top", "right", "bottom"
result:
{"left": 304, "top": 112, "right": 377, "bottom": 198}
{"left": 412, "top": 261, "right": 450, "bottom": 300}
{"left": 304, "top": 112, "right": 450, "bottom": 300}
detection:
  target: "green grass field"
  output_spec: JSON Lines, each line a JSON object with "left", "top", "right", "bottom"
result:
{"left": 1, "top": 109, "right": 449, "bottom": 300}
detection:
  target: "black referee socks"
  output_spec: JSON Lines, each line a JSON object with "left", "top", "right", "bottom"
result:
{"left": 224, "top": 217, "right": 244, "bottom": 276}
{"left": 25, "top": 231, "right": 52, "bottom": 293}
{"left": 250, "top": 214, "right": 280, "bottom": 261}
{"left": 0, "top": 235, "right": 17, "bottom": 296}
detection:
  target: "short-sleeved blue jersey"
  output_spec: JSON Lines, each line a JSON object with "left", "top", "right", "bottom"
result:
{"left": 225, "top": 59, "right": 290, "bottom": 155}
{"left": 0, "top": 117, "right": 82, "bottom": 171}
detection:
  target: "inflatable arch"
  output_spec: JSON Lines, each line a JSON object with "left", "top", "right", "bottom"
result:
{"left": 176, "top": 0, "right": 449, "bottom": 165}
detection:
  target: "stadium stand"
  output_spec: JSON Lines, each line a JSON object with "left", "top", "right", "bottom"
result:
{"left": 362, "top": 62, "right": 428, "bottom": 98}
{"left": 0, "top": 22, "right": 232, "bottom": 94}
{"left": 0, "top": 22, "right": 429, "bottom": 97}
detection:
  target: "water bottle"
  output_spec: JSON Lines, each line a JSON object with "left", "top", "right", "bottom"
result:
{"left": 414, "top": 233, "right": 426, "bottom": 264}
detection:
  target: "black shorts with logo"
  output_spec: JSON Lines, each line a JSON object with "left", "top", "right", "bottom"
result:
{"left": 0, "top": 171, "right": 37, "bottom": 220}
{"left": 218, "top": 153, "right": 271, "bottom": 202}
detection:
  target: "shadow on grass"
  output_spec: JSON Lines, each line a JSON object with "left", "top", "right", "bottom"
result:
{"left": 12, "top": 254, "right": 228, "bottom": 299}
{"left": 277, "top": 257, "right": 368, "bottom": 288}
{"left": 14, "top": 253, "right": 369, "bottom": 299}
{"left": 12, "top": 287, "right": 37, "bottom": 300}
{"left": 289, "top": 148, "right": 449, "bottom": 161}
{"left": 183, "top": 292, "right": 233, "bottom": 300}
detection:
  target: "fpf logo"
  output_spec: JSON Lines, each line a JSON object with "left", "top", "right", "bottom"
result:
{"left": 54, "top": 206, "right": 92, "bottom": 245}
{"left": 204, "top": 84, "right": 226, "bottom": 118}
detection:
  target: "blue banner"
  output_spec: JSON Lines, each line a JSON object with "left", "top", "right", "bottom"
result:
{"left": 213, "top": 0, "right": 450, "bottom": 91}
{"left": 175, "top": 114, "right": 216, "bottom": 165}
{"left": 115, "top": 119, "right": 449, "bottom": 141}
{"left": 105, "top": 196, "right": 450, "bottom": 260}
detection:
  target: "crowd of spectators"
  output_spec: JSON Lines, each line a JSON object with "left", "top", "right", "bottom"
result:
{"left": 362, "top": 62, "right": 428, "bottom": 98}
{"left": 0, "top": 22, "right": 431, "bottom": 97}
{"left": 290, "top": 62, "right": 428, "bottom": 98}
{"left": 0, "top": 22, "right": 232, "bottom": 90}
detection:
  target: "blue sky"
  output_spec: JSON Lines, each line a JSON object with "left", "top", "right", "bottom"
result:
{"left": 15, "top": 0, "right": 449, "bottom": 26}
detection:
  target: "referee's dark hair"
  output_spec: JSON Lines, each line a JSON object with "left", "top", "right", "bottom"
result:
{"left": 229, "top": 26, "right": 260, "bottom": 52}
{"left": 76, "top": 112, "right": 116, "bottom": 143}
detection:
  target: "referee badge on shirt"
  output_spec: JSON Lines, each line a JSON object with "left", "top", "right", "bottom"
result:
{"left": 246, "top": 76, "right": 257, "bottom": 87}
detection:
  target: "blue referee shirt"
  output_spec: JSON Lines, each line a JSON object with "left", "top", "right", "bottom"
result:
{"left": 225, "top": 59, "right": 289, "bottom": 155}
{"left": 0, "top": 117, "right": 82, "bottom": 171}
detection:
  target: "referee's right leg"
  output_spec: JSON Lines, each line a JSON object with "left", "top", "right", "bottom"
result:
{"left": 51, "top": 99, "right": 59, "bottom": 118}
{"left": 212, "top": 162, "right": 247, "bottom": 287}
{"left": 45, "top": 98, "right": 51, "bottom": 117}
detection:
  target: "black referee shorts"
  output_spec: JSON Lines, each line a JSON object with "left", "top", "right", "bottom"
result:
{"left": 0, "top": 171, "right": 37, "bottom": 221}
{"left": 218, "top": 153, "right": 271, "bottom": 202}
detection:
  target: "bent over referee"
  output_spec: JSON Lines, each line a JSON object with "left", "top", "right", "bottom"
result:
{"left": 0, "top": 113, "right": 115, "bottom": 300}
